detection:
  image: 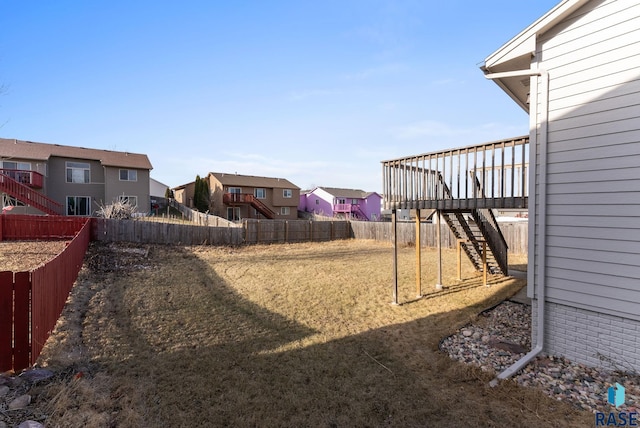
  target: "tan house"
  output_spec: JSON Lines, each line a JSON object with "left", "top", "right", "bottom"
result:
{"left": 174, "top": 172, "right": 300, "bottom": 221}
{"left": 0, "top": 138, "right": 153, "bottom": 216}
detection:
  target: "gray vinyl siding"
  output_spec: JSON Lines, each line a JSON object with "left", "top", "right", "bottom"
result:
{"left": 534, "top": 0, "right": 640, "bottom": 321}
{"left": 104, "top": 167, "right": 151, "bottom": 214}
{"left": 47, "top": 157, "right": 106, "bottom": 215}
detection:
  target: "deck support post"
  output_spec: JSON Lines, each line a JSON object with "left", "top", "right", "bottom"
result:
{"left": 413, "top": 209, "right": 422, "bottom": 298}
{"left": 391, "top": 209, "right": 399, "bottom": 305}
{"left": 435, "top": 210, "right": 443, "bottom": 290}
{"left": 482, "top": 240, "right": 488, "bottom": 287}
{"left": 457, "top": 239, "right": 464, "bottom": 281}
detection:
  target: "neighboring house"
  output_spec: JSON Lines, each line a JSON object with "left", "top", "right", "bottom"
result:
{"left": 299, "top": 187, "right": 382, "bottom": 221}
{"left": 150, "top": 177, "right": 170, "bottom": 200}
{"left": 483, "top": 0, "right": 640, "bottom": 372}
{"left": 172, "top": 181, "right": 196, "bottom": 209}
{"left": 0, "top": 138, "right": 152, "bottom": 216}
{"left": 174, "top": 172, "right": 300, "bottom": 221}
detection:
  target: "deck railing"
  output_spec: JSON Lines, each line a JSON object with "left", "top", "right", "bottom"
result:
{"left": 381, "top": 136, "right": 529, "bottom": 210}
{"left": 0, "top": 169, "right": 44, "bottom": 188}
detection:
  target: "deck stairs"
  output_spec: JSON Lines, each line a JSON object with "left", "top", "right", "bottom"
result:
{"left": 437, "top": 174, "right": 508, "bottom": 275}
{"left": 351, "top": 204, "right": 369, "bottom": 221}
{"left": 249, "top": 197, "right": 276, "bottom": 219}
{"left": 224, "top": 193, "right": 276, "bottom": 219}
{"left": 0, "top": 172, "right": 63, "bottom": 215}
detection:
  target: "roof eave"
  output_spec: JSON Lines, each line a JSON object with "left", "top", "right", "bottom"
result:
{"left": 481, "top": 0, "right": 591, "bottom": 108}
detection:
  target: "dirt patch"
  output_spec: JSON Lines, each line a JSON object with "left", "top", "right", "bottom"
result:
{"left": 4, "top": 240, "right": 591, "bottom": 427}
{"left": 0, "top": 241, "right": 70, "bottom": 271}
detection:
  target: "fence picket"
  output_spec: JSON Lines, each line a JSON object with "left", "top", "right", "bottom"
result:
{"left": 0, "top": 272, "right": 13, "bottom": 371}
{"left": 13, "top": 271, "right": 30, "bottom": 371}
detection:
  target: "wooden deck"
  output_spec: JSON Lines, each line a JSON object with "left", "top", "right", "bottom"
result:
{"left": 382, "top": 136, "right": 529, "bottom": 211}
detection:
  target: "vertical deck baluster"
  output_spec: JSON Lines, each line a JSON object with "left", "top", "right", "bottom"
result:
{"left": 464, "top": 148, "right": 469, "bottom": 202}
{"left": 501, "top": 139, "right": 506, "bottom": 203}
{"left": 522, "top": 138, "right": 527, "bottom": 205}
{"left": 456, "top": 149, "right": 461, "bottom": 202}
{"left": 491, "top": 144, "right": 496, "bottom": 200}
{"left": 511, "top": 138, "right": 516, "bottom": 205}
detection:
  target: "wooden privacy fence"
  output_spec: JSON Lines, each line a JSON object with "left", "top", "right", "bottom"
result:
{"left": 92, "top": 218, "right": 352, "bottom": 245}
{"left": 0, "top": 216, "right": 91, "bottom": 372}
{"left": 350, "top": 220, "right": 528, "bottom": 254}
{"left": 169, "top": 200, "right": 239, "bottom": 227}
{"left": 0, "top": 214, "right": 88, "bottom": 241}
{"left": 93, "top": 217, "right": 527, "bottom": 254}
{"left": 93, "top": 218, "right": 245, "bottom": 245}
{"left": 243, "top": 219, "right": 351, "bottom": 244}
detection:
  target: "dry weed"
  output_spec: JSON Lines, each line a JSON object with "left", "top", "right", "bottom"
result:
{"left": 24, "top": 240, "right": 590, "bottom": 427}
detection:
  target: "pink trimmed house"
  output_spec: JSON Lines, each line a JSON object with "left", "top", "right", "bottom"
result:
{"left": 299, "top": 187, "right": 381, "bottom": 221}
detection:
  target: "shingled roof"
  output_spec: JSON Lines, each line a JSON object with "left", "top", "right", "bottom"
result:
{"left": 208, "top": 172, "right": 299, "bottom": 189}
{"left": 0, "top": 138, "right": 153, "bottom": 170}
{"left": 316, "top": 187, "right": 378, "bottom": 199}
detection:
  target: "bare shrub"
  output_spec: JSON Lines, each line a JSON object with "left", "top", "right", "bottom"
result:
{"left": 95, "top": 200, "right": 137, "bottom": 219}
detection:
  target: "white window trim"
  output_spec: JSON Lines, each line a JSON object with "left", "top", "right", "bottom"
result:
{"left": 283, "top": 189, "right": 292, "bottom": 198}
{"left": 254, "top": 188, "right": 266, "bottom": 199}
{"left": 119, "top": 169, "right": 138, "bottom": 182}
{"left": 227, "top": 206, "right": 241, "bottom": 221}
{"left": 119, "top": 195, "right": 138, "bottom": 207}
{"left": 66, "top": 162, "right": 91, "bottom": 184}
{"left": 280, "top": 206, "right": 290, "bottom": 215}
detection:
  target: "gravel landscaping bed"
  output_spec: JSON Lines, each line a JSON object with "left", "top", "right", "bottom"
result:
{"left": 440, "top": 299, "right": 640, "bottom": 413}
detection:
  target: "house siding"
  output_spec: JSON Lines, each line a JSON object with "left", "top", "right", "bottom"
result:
{"left": 532, "top": 300, "right": 640, "bottom": 372}
{"left": 47, "top": 157, "right": 106, "bottom": 215}
{"left": 104, "top": 167, "right": 151, "bottom": 214}
{"left": 530, "top": 0, "right": 640, "bottom": 370}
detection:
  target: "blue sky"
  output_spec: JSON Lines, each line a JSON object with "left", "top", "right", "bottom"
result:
{"left": 0, "top": 1, "right": 559, "bottom": 192}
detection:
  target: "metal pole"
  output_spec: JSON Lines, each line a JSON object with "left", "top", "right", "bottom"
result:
{"left": 436, "top": 211, "right": 443, "bottom": 290}
{"left": 415, "top": 209, "right": 422, "bottom": 298}
{"left": 392, "top": 209, "right": 399, "bottom": 304}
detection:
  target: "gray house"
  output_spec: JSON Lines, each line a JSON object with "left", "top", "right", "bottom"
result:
{"left": 0, "top": 138, "right": 153, "bottom": 216}
{"left": 483, "top": 0, "right": 640, "bottom": 374}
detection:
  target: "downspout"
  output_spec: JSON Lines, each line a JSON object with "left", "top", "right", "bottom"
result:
{"left": 483, "top": 68, "right": 549, "bottom": 384}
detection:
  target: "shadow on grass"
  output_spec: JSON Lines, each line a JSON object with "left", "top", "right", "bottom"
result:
{"left": 41, "top": 243, "right": 590, "bottom": 428}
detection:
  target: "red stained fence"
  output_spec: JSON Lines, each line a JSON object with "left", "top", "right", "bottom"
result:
{"left": 0, "top": 215, "right": 91, "bottom": 372}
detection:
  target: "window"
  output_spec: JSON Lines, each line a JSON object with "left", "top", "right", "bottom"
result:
{"left": 228, "top": 187, "right": 242, "bottom": 194}
{"left": 2, "top": 161, "right": 31, "bottom": 170}
{"left": 227, "top": 207, "right": 240, "bottom": 221}
{"left": 254, "top": 188, "right": 266, "bottom": 199}
{"left": 315, "top": 199, "right": 319, "bottom": 205}
{"left": 67, "top": 196, "right": 91, "bottom": 216}
{"left": 66, "top": 162, "right": 90, "bottom": 183}
{"left": 337, "top": 198, "right": 346, "bottom": 204}
{"left": 283, "top": 189, "right": 292, "bottom": 198}
{"left": 280, "top": 206, "right": 290, "bottom": 215}
{"left": 2, "top": 195, "right": 25, "bottom": 207}
{"left": 351, "top": 199, "right": 359, "bottom": 205}
{"left": 119, "top": 169, "right": 137, "bottom": 181}
{"left": 2, "top": 162, "right": 32, "bottom": 184}
{"left": 119, "top": 195, "right": 138, "bottom": 207}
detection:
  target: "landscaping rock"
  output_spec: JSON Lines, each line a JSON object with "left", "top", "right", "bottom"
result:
{"left": 8, "top": 394, "right": 31, "bottom": 410}
{"left": 440, "top": 300, "right": 640, "bottom": 413}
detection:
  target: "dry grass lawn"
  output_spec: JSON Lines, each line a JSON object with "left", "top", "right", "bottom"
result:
{"left": 30, "top": 240, "right": 590, "bottom": 427}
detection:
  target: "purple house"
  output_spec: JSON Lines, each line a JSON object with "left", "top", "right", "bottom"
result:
{"left": 299, "top": 187, "right": 381, "bottom": 221}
